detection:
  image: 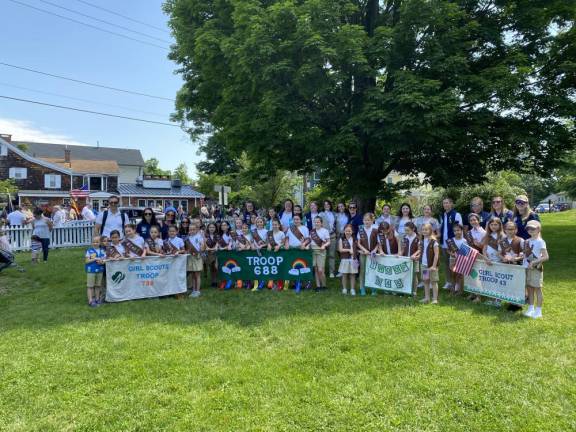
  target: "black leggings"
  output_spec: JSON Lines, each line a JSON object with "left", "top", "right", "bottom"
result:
{"left": 40, "top": 238, "right": 50, "bottom": 261}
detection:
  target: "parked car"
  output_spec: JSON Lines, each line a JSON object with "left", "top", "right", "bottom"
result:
{"left": 554, "top": 203, "right": 572, "bottom": 212}
{"left": 119, "top": 207, "right": 165, "bottom": 224}
{"left": 534, "top": 203, "right": 556, "bottom": 213}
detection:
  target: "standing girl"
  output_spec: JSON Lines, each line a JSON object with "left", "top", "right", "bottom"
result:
{"left": 446, "top": 223, "right": 468, "bottom": 295}
{"left": 204, "top": 222, "right": 219, "bottom": 287}
{"left": 522, "top": 220, "right": 548, "bottom": 319}
{"left": 338, "top": 224, "right": 358, "bottom": 296}
{"left": 31, "top": 207, "right": 53, "bottom": 263}
{"left": 482, "top": 217, "right": 505, "bottom": 264}
{"left": 356, "top": 212, "right": 379, "bottom": 296}
{"left": 284, "top": 214, "right": 310, "bottom": 293}
{"left": 465, "top": 214, "right": 486, "bottom": 252}
{"left": 266, "top": 207, "right": 278, "bottom": 230}
{"left": 279, "top": 199, "right": 294, "bottom": 232}
{"left": 377, "top": 222, "right": 399, "bottom": 255}
{"left": 335, "top": 202, "right": 350, "bottom": 276}
{"left": 414, "top": 223, "right": 440, "bottom": 304}
{"left": 144, "top": 225, "right": 165, "bottom": 256}
{"left": 185, "top": 223, "right": 205, "bottom": 298}
{"left": 267, "top": 218, "right": 286, "bottom": 290}
{"left": 400, "top": 222, "right": 420, "bottom": 296}
{"left": 218, "top": 221, "right": 234, "bottom": 289}
{"left": 310, "top": 216, "right": 330, "bottom": 292}
{"left": 122, "top": 224, "right": 147, "bottom": 258}
{"left": 319, "top": 200, "right": 337, "bottom": 278}
{"left": 500, "top": 221, "right": 524, "bottom": 265}
{"left": 163, "top": 225, "right": 185, "bottom": 256}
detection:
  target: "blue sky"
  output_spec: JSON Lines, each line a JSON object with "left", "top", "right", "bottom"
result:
{"left": 0, "top": 0, "right": 199, "bottom": 175}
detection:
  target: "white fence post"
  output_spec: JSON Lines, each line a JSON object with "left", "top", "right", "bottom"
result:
{"left": 5, "top": 221, "right": 95, "bottom": 251}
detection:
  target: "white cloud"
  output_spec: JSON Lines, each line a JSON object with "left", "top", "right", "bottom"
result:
{"left": 0, "top": 117, "right": 87, "bottom": 146}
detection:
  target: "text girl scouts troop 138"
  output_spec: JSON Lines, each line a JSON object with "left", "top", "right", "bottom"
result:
{"left": 84, "top": 195, "right": 548, "bottom": 319}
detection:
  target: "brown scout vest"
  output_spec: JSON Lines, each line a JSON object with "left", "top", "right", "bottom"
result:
{"left": 419, "top": 238, "right": 438, "bottom": 266}
{"left": 359, "top": 227, "right": 379, "bottom": 251}
{"left": 401, "top": 235, "right": 420, "bottom": 257}
{"left": 340, "top": 236, "right": 357, "bottom": 259}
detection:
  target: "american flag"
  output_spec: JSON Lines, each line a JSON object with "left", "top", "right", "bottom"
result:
{"left": 453, "top": 243, "right": 479, "bottom": 276}
{"left": 70, "top": 184, "right": 89, "bottom": 199}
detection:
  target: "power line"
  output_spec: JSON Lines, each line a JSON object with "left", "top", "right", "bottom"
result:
{"left": 0, "top": 82, "right": 169, "bottom": 118}
{"left": 0, "top": 95, "right": 181, "bottom": 128}
{"left": 36, "top": 0, "right": 171, "bottom": 44}
{"left": 71, "top": 0, "right": 171, "bottom": 34}
{"left": 7, "top": 0, "right": 169, "bottom": 51}
{"left": 0, "top": 62, "right": 175, "bottom": 102}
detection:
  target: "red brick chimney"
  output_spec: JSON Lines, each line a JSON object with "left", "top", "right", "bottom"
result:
{"left": 0, "top": 133, "right": 12, "bottom": 142}
{"left": 64, "top": 147, "right": 71, "bottom": 164}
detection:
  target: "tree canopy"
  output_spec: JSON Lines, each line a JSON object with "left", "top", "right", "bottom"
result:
{"left": 144, "top": 158, "right": 171, "bottom": 177}
{"left": 165, "top": 0, "right": 576, "bottom": 208}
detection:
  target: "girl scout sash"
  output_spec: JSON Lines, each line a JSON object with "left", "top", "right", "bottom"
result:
{"left": 290, "top": 225, "right": 309, "bottom": 246}
{"left": 185, "top": 237, "right": 200, "bottom": 255}
{"left": 252, "top": 229, "right": 266, "bottom": 247}
{"left": 122, "top": 238, "right": 144, "bottom": 257}
{"left": 463, "top": 230, "right": 476, "bottom": 249}
{"left": 218, "top": 234, "right": 229, "bottom": 248}
{"left": 524, "top": 241, "right": 543, "bottom": 271}
{"left": 500, "top": 237, "right": 522, "bottom": 255}
{"left": 267, "top": 230, "right": 277, "bottom": 248}
{"left": 340, "top": 237, "right": 357, "bottom": 259}
{"left": 146, "top": 238, "right": 160, "bottom": 253}
{"left": 446, "top": 238, "right": 459, "bottom": 254}
{"left": 487, "top": 234, "right": 500, "bottom": 252}
{"left": 230, "top": 230, "right": 238, "bottom": 242}
{"left": 310, "top": 229, "right": 324, "bottom": 247}
{"left": 237, "top": 234, "right": 249, "bottom": 247}
{"left": 359, "top": 228, "right": 378, "bottom": 251}
{"left": 106, "top": 245, "right": 122, "bottom": 259}
{"left": 205, "top": 234, "right": 217, "bottom": 249}
{"left": 163, "top": 238, "right": 179, "bottom": 255}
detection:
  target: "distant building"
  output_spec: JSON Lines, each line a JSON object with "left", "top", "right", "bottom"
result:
{"left": 540, "top": 192, "right": 575, "bottom": 209}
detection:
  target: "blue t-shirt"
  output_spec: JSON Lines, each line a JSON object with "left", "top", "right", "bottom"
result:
{"left": 85, "top": 247, "right": 106, "bottom": 273}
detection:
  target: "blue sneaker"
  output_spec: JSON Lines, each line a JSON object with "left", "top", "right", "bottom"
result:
{"left": 371, "top": 289, "right": 377, "bottom": 296}
{"left": 89, "top": 301, "right": 98, "bottom": 308}
{"left": 360, "top": 287, "right": 366, "bottom": 296}
{"left": 295, "top": 281, "right": 302, "bottom": 294}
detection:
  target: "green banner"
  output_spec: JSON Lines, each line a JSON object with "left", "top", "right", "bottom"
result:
{"left": 217, "top": 250, "right": 314, "bottom": 281}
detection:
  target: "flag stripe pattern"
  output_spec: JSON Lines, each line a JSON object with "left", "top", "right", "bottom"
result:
{"left": 70, "top": 184, "right": 89, "bottom": 199}
{"left": 453, "top": 243, "right": 479, "bottom": 276}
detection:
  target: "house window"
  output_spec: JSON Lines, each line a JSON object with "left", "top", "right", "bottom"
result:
{"left": 138, "top": 199, "right": 146, "bottom": 207}
{"left": 89, "top": 176, "right": 102, "bottom": 191}
{"left": 9, "top": 167, "right": 27, "bottom": 179}
{"left": 0, "top": 144, "right": 7, "bottom": 156}
{"left": 44, "top": 174, "right": 62, "bottom": 189}
{"left": 387, "top": 176, "right": 393, "bottom": 185}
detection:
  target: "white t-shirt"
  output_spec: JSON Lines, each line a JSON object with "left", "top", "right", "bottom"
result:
{"left": 53, "top": 210, "right": 67, "bottom": 228}
{"left": 422, "top": 238, "right": 432, "bottom": 267}
{"left": 469, "top": 226, "right": 486, "bottom": 245}
{"left": 270, "top": 230, "right": 285, "bottom": 247}
{"left": 96, "top": 209, "right": 129, "bottom": 238}
{"left": 7, "top": 210, "right": 27, "bottom": 226}
{"left": 319, "top": 211, "right": 335, "bottom": 233}
{"left": 335, "top": 213, "right": 349, "bottom": 233}
{"left": 110, "top": 242, "right": 125, "bottom": 256}
{"left": 81, "top": 206, "right": 96, "bottom": 222}
{"left": 523, "top": 238, "right": 547, "bottom": 268}
{"left": 453, "top": 237, "right": 467, "bottom": 251}
{"left": 485, "top": 233, "right": 502, "bottom": 262}
{"left": 442, "top": 211, "right": 463, "bottom": 248}
{"left": 167, "top": 236, "right": 185, "bottom": 251}
{"left": 310, "top": 227, "right": 330, "bottom": 250}
{"left": 124, "top": 235, "right": 146, "bottom": 257}
{"left": 396, "top": 217, "right": 412, "bottom": 236}
{"left": 145, "top": 237, "right": 164, "bottom": 252}
{"left": 253, "top": 229, "right": 268, "bottom": 246}
{"left": 404, "top": 233, "right": 418, "bottom": 255}
{"left": 280, "top": 211, "right": 292, "bottom": 231}
{"left": 32, "top": 217, "right": 51, "bottom": 239}
{"left": 287, "top": 225, "right": 309, "bottom": 248}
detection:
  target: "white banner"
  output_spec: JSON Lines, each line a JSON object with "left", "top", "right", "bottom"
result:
{"left": 364, "top": 254, "right": 413, "bottom": 295}
{"left": 105, "top": 255, "right": 188, "bottom": 302}
{"left": 464, "top": 261, "right": 526, "bottom": 305}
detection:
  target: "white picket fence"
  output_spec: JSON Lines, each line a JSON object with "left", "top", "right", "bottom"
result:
{"left": 5, "top": 221, "right": 95, "bottom": 252}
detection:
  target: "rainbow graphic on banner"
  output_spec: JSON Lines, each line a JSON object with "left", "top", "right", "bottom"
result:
{"left": 288, "top": 258, "right": 311, "bottom": 276}
{"left": 221, "top": 259, "right": 241, "bottom": 274}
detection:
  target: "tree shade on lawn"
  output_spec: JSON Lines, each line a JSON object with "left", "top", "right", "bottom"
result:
{"left": 0, "top": 211, "right": 574, "bottom": 430}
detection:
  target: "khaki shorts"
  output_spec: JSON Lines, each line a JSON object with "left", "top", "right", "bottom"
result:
{"left": 187, "top": 255, "right": 204, "bottom": 272}
{"left": 312, "top": 249, "right": 326, "bottom": 270}
{"left": 87, "top": 272, "right": 103, "bottom": 288}
{"left": 204, "top": 251, "right": 217, "bottom": 267}
{"left": 421, "top": 264, "right": 439, "bottom": 283}
{"left": 526, "top": 268, "right": 543, "bottom": 288}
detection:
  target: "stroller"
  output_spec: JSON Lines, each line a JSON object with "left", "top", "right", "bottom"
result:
{"left": 0, "top": 232, "right": 25, "bottom": 273}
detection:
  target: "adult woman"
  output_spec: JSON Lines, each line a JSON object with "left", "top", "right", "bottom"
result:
{"left": 161, "top": 207, "right": 178, "bottom": 240}
{"left": 31, "top": 207, "right": 53, "bottom": 262}
{"left": 513, "top": 194, "right": 540, "bottom": 240}
{"left": 319, "top": 200, "right": 337, "bottom": 278}
{"left": 278, "top": 199, "right": 294, "bottom": 232}
{"left": 136, "top": 208, "right": 158, "bottom": 240}
{"left": 395, "top": 203, "right": 414, "bottom": 240}
{"left": 335, "top": 202, "right": 350, "bottom": 239}
{"left": 414, "top": 204, "right": 439, "bottom": 235}
{"left": 178, "top": 217, "right": 191, "bottom": 238}
{"left": 490, "top": 196, "right": 514, "bottom": 224}
{"left": 465, "top": 197, "right": 491, "bottom": 229}
{"left": 376, "top": 204, "right": 397, "bottom": 227}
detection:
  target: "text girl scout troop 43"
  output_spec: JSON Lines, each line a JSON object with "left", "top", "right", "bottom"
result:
{"left": 84, "top": 195, "right": 548, "bottom": 319}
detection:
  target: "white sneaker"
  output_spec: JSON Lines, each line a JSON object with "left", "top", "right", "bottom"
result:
{"left": 417, "top": 282, "right": 424, "bottom": 288}
{"left": 336, "top": 272, "right": 342, "bottom": 278}
{"left": 523, "top": 308, "right": 535, "bottom": 317}
{"left": 350, "top": 288, "right": 356, "bottom": 296}
{"left": 442, "top": 283, "right": 453, "bottom": 290}
{"left": 341, "top": 288, "right": 347, "bottom": 295}
{"left": 330, "top": 273, "right": 335, "bottom": 278}
{"left": 532, "top": 309, "right": 542, "bottom": 319}
{"left": 190, "top": 291, "right": 201, "bottom": 298}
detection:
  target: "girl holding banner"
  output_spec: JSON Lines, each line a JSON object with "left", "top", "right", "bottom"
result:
{"left": 267, "top": 218, "right": 286, "bottom": 290}
{"left": 185, "top": 223, "right": 205, "bottom": 298}
{"left": 523, "top": 220, "right": 548, "bottom": 319}
{"left": 204, "top": 223, "right": 219, "bottom": 287}
{"left": 310, "top": 216, "right": 330, "bottom": 292}
{"left": 415, "top": 223, "right": 440, "bottom": 304}
{"left": 357, "top": 212, "right": 379, "bottom": 296}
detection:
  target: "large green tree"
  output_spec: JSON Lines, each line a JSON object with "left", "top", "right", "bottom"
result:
{"left": 165, "top": 0, "right": 576, "bottom": 210}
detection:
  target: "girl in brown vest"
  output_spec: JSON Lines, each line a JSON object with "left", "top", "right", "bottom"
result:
{"left": 500, "top": 221, "right": 524, "bottom": 265}
{"left": 414, "top": 223, "right": 440, "bottom": 304}
{"left": 400, "top": 222, "right": 420, "bottom": 296}
{"left": 338, "top": 224, "right": 358, "bottom": 296}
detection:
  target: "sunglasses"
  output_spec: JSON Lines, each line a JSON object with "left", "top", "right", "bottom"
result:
{"left": 527, "top": 226, "right": 537, "bottom": 231}
{"left": 109, "top": 201, "right": 119, "bottom": 205}
{"left": 515, "top": 200, "right": 527, "bottom": 205}
{"left": 349, "top": 206, "right": 357, "bottom": 209}
{"left": 144, "top": 213, "right": 153, "bottom": 216}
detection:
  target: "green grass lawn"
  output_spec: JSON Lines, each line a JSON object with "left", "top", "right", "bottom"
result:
{"left": 1, "top": 211, "right": 575, "bottom": 431}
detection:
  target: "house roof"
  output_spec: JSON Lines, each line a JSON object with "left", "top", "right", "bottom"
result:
{"left": 41, "top": 158, "right": 120, "bottom": 174}
{"left": 17, "top": 141, "right": 144, "bottom": 166}
{"left": 0, "top": 136, "right": 72, "bottom": 175}
{"left": 118, "top": 183, "right": 204, "bottom": 198}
